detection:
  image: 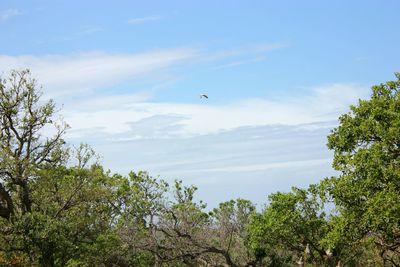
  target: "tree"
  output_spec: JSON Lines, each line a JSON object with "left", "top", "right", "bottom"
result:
{"left": 0, "top": 69, "right": 67, "bottom": 218}
{"left": 0, "top": 70, "right": 123, "bottom": 266}
{"left": 115, "top": 171, "right": 169, "bottom": 266}
{"left": 118, "top": 178, "right": 259, "bottom": 267}
{"left": 322, "top": 73, "right": 400, "bottom": 265}
{"left": 247, "top": 187, "right": 331, "bottom": 266}
{"left": 210, "top": 199, "right": 257, "bottom": 266}
{"left": 150, "top": 184, "right": 258, "bottom": 267}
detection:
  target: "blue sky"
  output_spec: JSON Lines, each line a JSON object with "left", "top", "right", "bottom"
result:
{"left": 1, "top": 1, "right": 399, "bottom": 207}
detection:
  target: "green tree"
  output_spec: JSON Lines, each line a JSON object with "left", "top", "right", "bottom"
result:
{"left": 0, "top": 69, "right": 67, "bottom": 218}
{"left": 247, "top": 187, "right": 330, "bottom": 266}
{"left": 115, "top": 171, "right": 169, "bottom": 266}
{"left": 323, "top": 73, "right": 400, "bottom": 265}
{"left": 0, "top": 70, "right": 123, "bottom": 266}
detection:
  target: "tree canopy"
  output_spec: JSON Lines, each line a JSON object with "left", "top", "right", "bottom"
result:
{"left": 322, "top": 73, "right": 400, "bottom": 265}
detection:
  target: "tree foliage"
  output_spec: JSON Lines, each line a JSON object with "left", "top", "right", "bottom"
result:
{"left": 248, "top": 186, "right": 331, "bottom": 266}
{"left": 322, "top": 73, "right": 400, "bottom": 265}
{"left": 0, "top": 69, "right": 67, "bottom": 218}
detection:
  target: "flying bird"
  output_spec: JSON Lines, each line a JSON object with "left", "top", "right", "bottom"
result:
{"left": 200, "top": 94, "right": 208, "bottom": 99}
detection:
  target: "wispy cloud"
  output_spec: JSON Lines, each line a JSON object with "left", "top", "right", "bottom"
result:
{"left": 0, "top": 48, "right": 198, "bottom": 98}
{"left": 0, "top": 43, "right": 361, "bottom": 139}
{"left": 0, "top": 8, "right": 22, "bottom": 21}
{"left": 61, "top": 83, "right": 368, "bottom": 139}
{"left": 0, "top": 42, "right": 286, "bottom": 99}
{"left": 127, "top": 16, "right": 161, "bottom": 25}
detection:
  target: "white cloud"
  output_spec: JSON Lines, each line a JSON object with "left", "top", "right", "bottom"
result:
{"left": 0, "top": 42, "right": 288, "bottom": 102}
{"left": 0, "top": 9, "right": 21, "bottom": 21}
{"left": 0, "top": 48, "right": 198, "bottom": 98}
{"left": 62, "top": 83, "right": 368, "bottom": 139}
{"left": 127, "top": 16, "right": 161, "bottom": 25}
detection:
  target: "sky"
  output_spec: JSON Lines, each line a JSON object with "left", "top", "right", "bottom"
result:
{"left": 0, "top": 1, "right": 399, "bottom": 208}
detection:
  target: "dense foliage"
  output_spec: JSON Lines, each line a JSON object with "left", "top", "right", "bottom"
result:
{"left": 0, "top": 70, "right": 399, "bottom": 266}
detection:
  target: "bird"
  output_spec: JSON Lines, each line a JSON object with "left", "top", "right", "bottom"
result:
{"left": 200, "top": 94, "right": 208, "bottom": 99}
